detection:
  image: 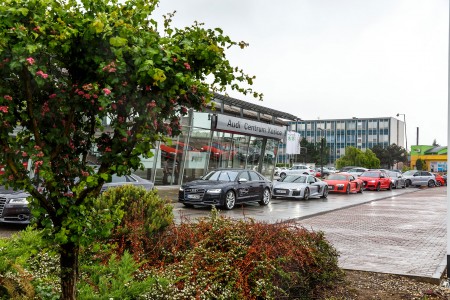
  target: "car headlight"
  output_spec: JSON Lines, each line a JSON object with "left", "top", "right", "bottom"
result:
{"left": 207, "top": 189, "right": 222, "bottom": 194}
{"left": 179, "top": 187, "right": 184, "bottom": 192}
{"left": 8, "top": 198, "right": 28, "bottom": 205}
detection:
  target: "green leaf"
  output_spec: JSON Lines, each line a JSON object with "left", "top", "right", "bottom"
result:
{"left": 110, "top": 36, "right": 127, "bottom": 47}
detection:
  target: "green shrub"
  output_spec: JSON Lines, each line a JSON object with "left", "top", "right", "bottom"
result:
{"left": 94, "top": 185, "right": 174, "bottom": 262}
{"left": 78, "top": 251, "right": 157, "bottom": 299}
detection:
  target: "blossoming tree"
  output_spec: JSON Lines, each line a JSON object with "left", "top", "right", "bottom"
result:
{"left": 0, "top": 0, "right": 261, "bottom": 298}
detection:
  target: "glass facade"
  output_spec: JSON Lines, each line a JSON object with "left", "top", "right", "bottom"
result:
{"left": 131, "top": 112, "right": 285, "bottom": 186}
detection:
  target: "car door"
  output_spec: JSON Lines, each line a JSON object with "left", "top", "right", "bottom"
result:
{"left": 236, "top": 171, "right": 253, "bottom": 202}
{"left": 307, "top": 176, "right": 320, "bottom": 196}
{"left": 249, "top": 171, "right": 265, "bottom": 200}
{"left": 379, "top": 171, "right": 391, "bottom": 189}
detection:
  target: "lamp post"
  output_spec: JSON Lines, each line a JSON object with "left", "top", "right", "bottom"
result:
{"left": 318, "top": 128, "right": 324, "bottom": 177}
{"left": 396, "top": 113, "right": 408, "bottom": 151}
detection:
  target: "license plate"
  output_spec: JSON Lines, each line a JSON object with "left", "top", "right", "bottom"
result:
{"left": 277, "top": 190, "right": 286, "bottom": 194}
{"left": 187, "top": 194, "right": 200, "bottom": 199}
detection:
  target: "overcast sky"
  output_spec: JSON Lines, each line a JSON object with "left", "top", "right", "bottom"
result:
{"left": 154, "top": 0, "right": 448, "bottom": 149}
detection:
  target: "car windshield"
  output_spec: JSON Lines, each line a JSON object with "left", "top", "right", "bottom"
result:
{"left": 387, "top": 171, "right": 398, "bottom": 177}
{"left": 360, "top": 172, "right": 379, "bottom": 178}
{"left": 203, "top": 170, "right": 239, "bottom": 182}
{"left": 402, "top": 170, "right": 417, "bottom": 176}
{"left": 281, "top": 175, "right": 307, "bottom": 183}
{"left": 327, "top": 174, "right": 348, "bottom": 180}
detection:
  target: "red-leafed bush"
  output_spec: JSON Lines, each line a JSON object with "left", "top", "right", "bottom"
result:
{"left": 144, "top": 208, "right": 343, "bottom": 299}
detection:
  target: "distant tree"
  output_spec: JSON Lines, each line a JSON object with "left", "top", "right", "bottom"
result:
{"left": 432, "top": 139, "right": 440, "bottom": 146}
{"left": 336, "top": 146, "right": 380, "bottom": 169}
{"left": 298, "top": 137, "right": 329, "bottom": 166}
{"left": 416, "top": 158, "right": 425, "bottom": 170}
{"left": 370, "top": 143, "right": 407, "bottom": 169}
{"left": 0, "top": 0, "right": 260, "bottom": 298}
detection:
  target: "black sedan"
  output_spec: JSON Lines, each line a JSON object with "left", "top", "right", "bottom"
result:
{"left": 178, "top": 168, "right": 272, "bottom": 210}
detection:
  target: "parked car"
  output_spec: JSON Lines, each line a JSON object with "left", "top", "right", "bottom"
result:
{"left": 273, "top": 167, "right": 287, "bottom": 176}
{"left": 402, "top": 170, "right": 437, "bottom": 187}
{"left": 0, "top": 173, "right": 154, "bottom": 225}
{"left": 433, "top": 173, "right": 446, "bottom": 186}
{"left": 324, "top": 172, "right": 363, "bottom": 194}
{"left": 347, "top": 167, "right": 369, "bottom": 178}
{"left": 315, "top": 167, "right": 335, "bottom": 177}
{"left": 359, "top": 170, "right": 393, "bottom": 191}
{"left": 339, "top": 166, "right": 359, "bottom": 172}
{"left": 178, "top": 168, "right": 272, "bottom": 210}
{"left": 386, "top": 171, "right": 407, "bottom": 189}
{"left": 279, "top": 164, "right": 316, "bottom": 178}
{"left": 272, "top": 174, "right": 328, "bottom": 200}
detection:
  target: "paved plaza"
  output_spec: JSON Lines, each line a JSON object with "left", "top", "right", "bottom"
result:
{"left": 296, "top": 187, "right": 447, "bottom": 283}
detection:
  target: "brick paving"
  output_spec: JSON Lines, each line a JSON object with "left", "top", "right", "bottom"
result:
{"left": 296, "top": 187, "right": 447, "bottom": 282}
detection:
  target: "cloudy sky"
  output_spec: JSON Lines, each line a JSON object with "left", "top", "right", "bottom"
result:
{"left": 154, "top": 0, "right": 448, "bottom": 149}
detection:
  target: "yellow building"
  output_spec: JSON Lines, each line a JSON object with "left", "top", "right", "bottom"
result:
{"left": 410, "top": 145, "right": 447, "bottom": 172}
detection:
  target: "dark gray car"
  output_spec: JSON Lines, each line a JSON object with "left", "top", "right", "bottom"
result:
{"left": 387, "top": 171, "right": 407, "bottom": 189}
{"left": 0, "top": 173, "right": 154, "bottom": 225}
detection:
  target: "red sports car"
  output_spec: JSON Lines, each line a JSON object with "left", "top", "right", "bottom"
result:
{"left": 433, "top": 173, "right": 446, "bottom": 186}
{"left": 324, "top": 172, "right": 364, "bottom": 194}
{"left": 359, "top": 170, "right": 393, "bottom": 191}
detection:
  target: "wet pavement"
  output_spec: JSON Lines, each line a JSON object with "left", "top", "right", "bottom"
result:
{"left": 158, "top": 185, "right": 448, "bottom": 283}
{"left": 297, "top": 187, "right": 447, "bottom": 283}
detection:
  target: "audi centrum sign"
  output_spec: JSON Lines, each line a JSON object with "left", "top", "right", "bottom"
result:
{"left": 212, "top": 114, "right": 286, "bottom": 140}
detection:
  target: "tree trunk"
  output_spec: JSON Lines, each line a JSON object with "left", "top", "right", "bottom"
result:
{"left": 60, "top": 241, "right": 79, "bottom": 300}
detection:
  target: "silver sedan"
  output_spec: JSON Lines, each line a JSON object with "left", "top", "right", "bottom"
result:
{"left": 272, "top": 174, "right": 328, "bottom": 200}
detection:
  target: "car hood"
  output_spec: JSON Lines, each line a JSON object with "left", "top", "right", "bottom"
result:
{"left": 324, "top": 179, "right": 347, "bottom": 184}
{"left": 273, "top": 182, "right": 308, "bottom": 189}
{"left": 182, "top": 180, "right": 235, "bottom": 189}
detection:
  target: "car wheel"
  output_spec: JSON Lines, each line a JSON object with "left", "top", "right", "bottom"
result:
{"left": 346, "top": 184, "right": 350, "bottom": 194}
{"left": 358, "top": 184, "right": 363, "bottom": 193}
{"left": 280, "top": 173, "right": 286, "bottom": 179}
{"left": 303, "top": 188, "right": 310, "bottom": 200}
{"left": 183, "top": 203, "right": 194, "bottom": 208}
{"left": 321, "top": 186, "right": 328, "bottom": 198}
{"left": 405, "top": 179, "right": 411, "bottom": 187}
{"left": 259, "top": 188, "right": 271, "bottom": 206}
{"left": 388, "top": 183, "right": 393, "bottom": 190}
{"left": 436, "top": 181, "right": 442, "bottom": 187}
{"left": 428, "top": 180, "right": 435, "bottom": 188}
{"left": 224, "top": 190, "right": 236, "bottom": 210}
{"left": 376, "top": 183, "right": 381, "bottom": 191}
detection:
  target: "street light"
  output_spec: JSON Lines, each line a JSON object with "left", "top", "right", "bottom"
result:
{"left": 318, "top": 128, "right": 324, "bottom": 177}
{"left": 396, "top": 113, "right": 408, "bottom": 151}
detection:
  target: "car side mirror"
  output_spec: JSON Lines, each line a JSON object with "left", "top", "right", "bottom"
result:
{"left": 238, "top": 178, "right": 248, "bottom": 183}
{"left": 380, "top": 175, "right": 385, "bottom": 178}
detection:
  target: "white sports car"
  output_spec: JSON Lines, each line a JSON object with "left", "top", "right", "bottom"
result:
{"left": 272, "top": 174, "right": 328, "bottom": 200}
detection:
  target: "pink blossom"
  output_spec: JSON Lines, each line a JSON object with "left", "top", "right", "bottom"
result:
{"left": 3, "top": 95, "right": 12, "bottom": 101}
{"left": 26, "top": 57, "right": 35, "bottom": 65}
{"left": 111, "top": 103, "right": 117, "bottom": 110}
{"left": 172, "top": 57, "right": 178, "bottom": 62}
{"left": 184, "top": 62, "right": 191, "bottom": 70}
{"left": 102, "top": 88, "right": 111, "bottom": 95}
{"left": 36, "top": 152, "right": 44, "bottom": 157}
{"left": 81, "top": 171, "right": 89, "bottom": 177}
{"left": 36, "top": 70, "right": 48, "bottom": 79}
{"left": 108, "top": 68, "right": 116, "bottom": 73}
{"left": 33, "top": 26, "right": 40, "bottom": 32}
{"left": 98, "top": 107, "right": 103, "bottom": 111}
{"left": 0, "top": 106, "right": 8, "bottom": 113}
{"left": 49, "top": 94, "right": 57, "bottom": 99}
{"left": 83, "top": 94, "right": 91, "bottom": 99}
{"left": 21, "top": 151, "right": 28, "bottom": 157}
{"left": 105, "top": 147, "right": 112, "bottom": 152}
{"left": 121, "top": 137, "right": 127, "bottom": 142}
